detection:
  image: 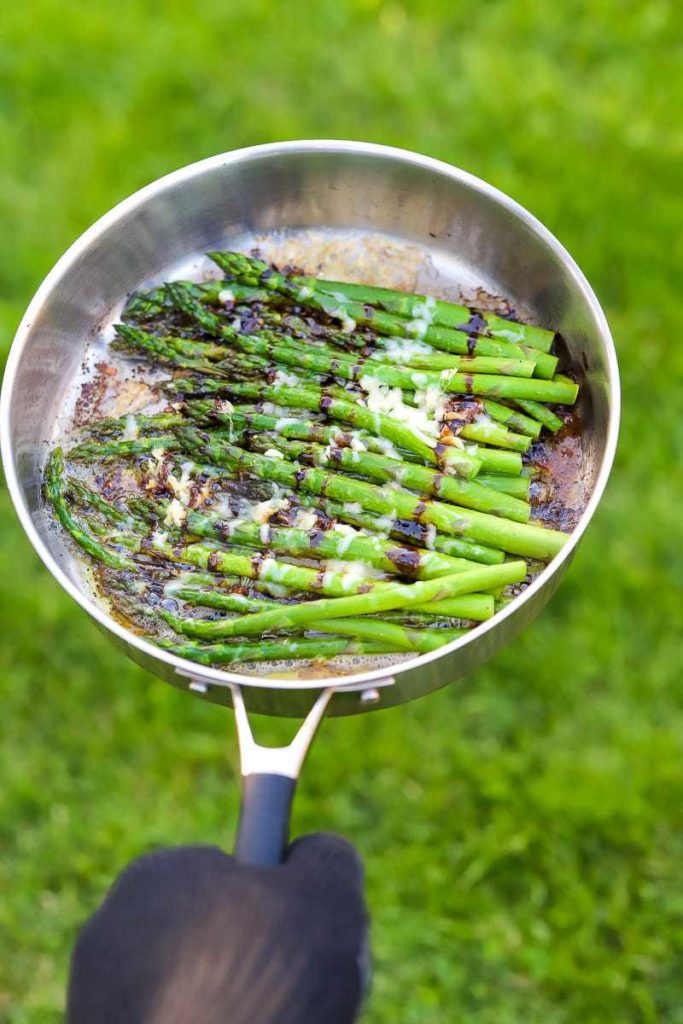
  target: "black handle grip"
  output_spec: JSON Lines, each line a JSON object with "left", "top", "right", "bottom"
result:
{"left": 234, "top": 773, "right": 297, "bottom": 866}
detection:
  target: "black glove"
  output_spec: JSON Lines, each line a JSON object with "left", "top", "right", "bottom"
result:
{"left": 67, "top": 834, "right": 368, "bottom": 1024}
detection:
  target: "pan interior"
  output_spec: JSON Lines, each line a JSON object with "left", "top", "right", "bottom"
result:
{"left": 36, "top": 225, "right": 587, "bottom": 681}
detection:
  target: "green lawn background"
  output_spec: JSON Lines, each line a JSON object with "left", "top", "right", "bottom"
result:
{"left": 1, "top": 2, "right": 682, "bottom": 1021}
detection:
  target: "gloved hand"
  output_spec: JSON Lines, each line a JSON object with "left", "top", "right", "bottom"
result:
{"left": 67, "top": 834, "right": 368, "bottom": 1024}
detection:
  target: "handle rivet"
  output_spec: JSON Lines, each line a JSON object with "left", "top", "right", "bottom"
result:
{"left": 189, "top": 681, "right": 208, "bottom": 694}
{"left": 360, "top": 688, "right": 380, "bottom": 705}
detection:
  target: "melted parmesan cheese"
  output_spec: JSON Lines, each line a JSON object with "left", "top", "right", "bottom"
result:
{"left": 293, "top": 508, "right": 319, "bottom": 531}
{"left": 164, "top": 498, "right": 187, "bottom": 528}
{"left": 123, "top": 414, "right": 139, "bottom": 441}
{"left": 331, "top": 523, "right": 358, "bottom": 555}
{"left": 405, "top": 318, "right": 430, "bottom": 339}
{"left": 251, "top": 498, "right": 288, "bottom": 525}
{"left": 360, "top": 375, "right": 441, "bottom": 442}
{"left": 323, "top": 559, "right": 385, "bottom": 592}
{"left": 167, "top": 464, "right": 194, "bottom": 506}
{"left": 273, "top": 370, "right": 301, "bottom": 388}
{"left": 145, "top": 447, "right": 166, "bottom": 489}
{"left": 366, "top": 435, "right": 400, "bottom": 460}
{"left": 411, "top": 296, "right": 437, "bottom": 321}
{"left": 379, "top": 336, "right": 432, "bottom": 364}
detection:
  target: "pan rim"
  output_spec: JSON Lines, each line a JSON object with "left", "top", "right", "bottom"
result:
{"left": 0, "top": 139, "right": 621, "bottom": 692}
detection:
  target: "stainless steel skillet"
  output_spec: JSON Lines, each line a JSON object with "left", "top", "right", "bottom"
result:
{"left": 0, "top": 141, "right": 620, "bottom": 865}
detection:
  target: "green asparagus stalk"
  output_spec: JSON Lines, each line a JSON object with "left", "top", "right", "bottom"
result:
{"left": 175, "top": 430, "right": 567, "bottom": 560}
{"left": 155, "top": 636, "right": 392, "bottom": 665}
{"left": 475, "top": 474, "right": 530, "bottom": 499}
{"left": 471, "top": 448, "right": 523, "bottom": 476}
{"left": 171, "top": 584, "right": 494, "bottom": 622}
{"left": 457, "top": 420, "right": 532, "bottom": 453}
{"left": 439, "top": 370, "right": 577, "bottom": 405}
{"left": 513, "top": 398, "right": 564, "bottom": 433}
{"left": 111, "top": 325, "right": 232, "bottom": 376}
{"left": 415, "top": 596, "right": 498, "bottom": 618}
{"left": 482, "top": 400, "right": 542, "bottom": 439}
{"left": 159, "top": 560, "right": 527, "bottom": 639}
{"left": 43, "top": 450, "right": 136, "bottom": 570}
{"left": 124, "top": 280, "right": 270, "bottom": 320}
{"left": 344, "top": 341, "right": 535, "bottom": 376}
{"left": 310, "top": 618, "right": 463, "bottom": 651}
{"left": 68, "top": 435, "right": 179, "bottom": 462}
{"left": 375, "top": 609, "right": 486, "bottom": 626}
{"left": 113, "top": 325, "right": 284, "bottom": 388}
{"left": 84, "top": 412, "right": 186, "bottom": 438}
{"left": 65, "top": 478, "right": 137, "bottom": 526}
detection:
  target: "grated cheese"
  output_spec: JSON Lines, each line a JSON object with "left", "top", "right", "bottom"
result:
{"left": 411, "top": 296, "right": 437, "bottom": 321}
{"left": 324, "top": 559, "right": 384, "bottom": 591}
{"left": 366, "top": 435, "right": 400, "bottom": 460}
{"left": 123, "top": 414, "right": 139, "bottom": 441}
{"left": 405, "top": 318, "right": 431, "bottom": 340}
{"left": 359, "top": 375, "right": 439, "bottom": 443}
{"left": 167, "top": 464, "right": 194, "bottom": 506}
{"left": 333, "top": 523, "right": 356, "bottom": 536}
{"left": 164, "top": 499, "right": 187, "bottom": 528}
{"left": 379, "top": 336, "right": 432, "bottom": 364}
{"left": 293, "top": 508, "right": 319, "bottom": 531}
{"left": 362, "top": 514, "right": 393, "bottom": 534}
{"left": 273, "top": 370, "right": 301, "bottom": 388}
{"left": 222, "top": 517, "right": 245, "bottom": 537}
{"left": 251, "top": 498, "right": 288, "bottom": 525}
{"left": 145, "top": 447, "right": 166, "bottom": 488}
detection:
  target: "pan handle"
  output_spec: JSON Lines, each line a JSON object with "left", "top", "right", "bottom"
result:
{"left": 231, "top": 686, "right": 334, "bottom": 867}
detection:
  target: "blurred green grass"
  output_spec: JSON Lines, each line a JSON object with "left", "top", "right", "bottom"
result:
{"left": 1, "top": 1, "right": 682, "bottom": 1020}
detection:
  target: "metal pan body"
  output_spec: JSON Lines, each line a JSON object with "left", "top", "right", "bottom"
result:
{"left": 0, "top": 141, "right": 620, "bottom": 717}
